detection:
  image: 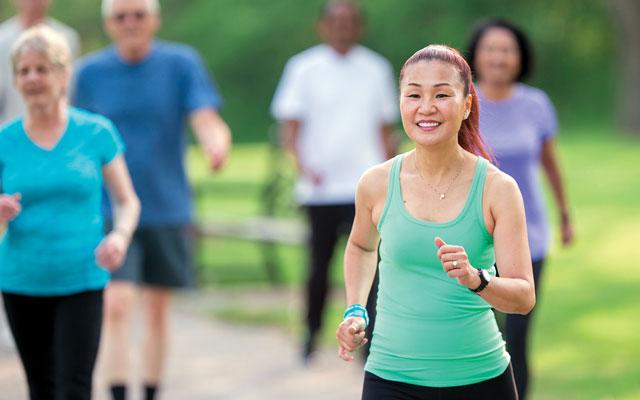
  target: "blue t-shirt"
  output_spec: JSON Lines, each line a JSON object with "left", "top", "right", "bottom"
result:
{"left": 0, "top": 108, "right": 124, "bottom": 296}
{"left": 72, "top": 41, "right": 222, "bottom": 227}
{"left": 478, "top": 83, "right": 558, "bottom": 260}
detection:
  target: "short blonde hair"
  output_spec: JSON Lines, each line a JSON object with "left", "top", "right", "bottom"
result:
{"left": 101, "top": 0, "right": 160, "bottom": 18}
{"left": 11, "top": 25, "right": 71, "bottom": 74}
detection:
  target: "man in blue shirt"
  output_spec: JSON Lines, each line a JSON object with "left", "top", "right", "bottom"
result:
{"left": 73, "top": 1, "right": 231, "bottom": 399}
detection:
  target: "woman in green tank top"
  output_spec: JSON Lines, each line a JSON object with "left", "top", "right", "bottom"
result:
{"left": 336, "top": 45, "right": 535, "bottom": 400}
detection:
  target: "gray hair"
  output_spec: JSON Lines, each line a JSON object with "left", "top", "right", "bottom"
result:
{"left": 11, "top": 25, "right": 71, "bottom": 74}
{"left": 101, "top": 0, "right": 160, "bottom": 18}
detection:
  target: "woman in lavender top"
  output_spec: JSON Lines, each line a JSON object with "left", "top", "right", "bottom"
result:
{"left": 467, "top": 19, "right": 574, "bottom": 399}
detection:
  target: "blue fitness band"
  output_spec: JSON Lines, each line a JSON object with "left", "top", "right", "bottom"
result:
{"left": 343, "top": 304, "right": 369, "bottom": 328}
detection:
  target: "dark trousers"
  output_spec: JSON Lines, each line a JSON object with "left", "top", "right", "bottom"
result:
{"left": 363, "top": 364, "right": 518, "bottom": 400}
{"left": 2, "top": 290, "right": 103, "bottom": 400}
{"left": 504, "top": 259, "right": 544, "bottom": 400}
{"left": 305, "top": 204, "right": 377, "bottom": 345}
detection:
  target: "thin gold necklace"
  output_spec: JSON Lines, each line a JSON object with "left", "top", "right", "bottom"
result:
{"left": 414, "top": 155, "right": 464, "bottom": 200}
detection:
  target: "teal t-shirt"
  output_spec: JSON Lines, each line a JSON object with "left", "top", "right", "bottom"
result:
{"left": 0, "top": 107, "right": 124, "bottom": 296}
{"left": 365, "top": 154, "right": 509, "bottom": 387}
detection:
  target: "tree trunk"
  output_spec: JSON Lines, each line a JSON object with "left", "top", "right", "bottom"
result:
{"left": 609, "top": 0, "right": 640, "bottom": 134}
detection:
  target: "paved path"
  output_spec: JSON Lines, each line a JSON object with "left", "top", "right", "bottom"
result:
{"left": 0, "top": 289, "right": 363, "bottom": 400}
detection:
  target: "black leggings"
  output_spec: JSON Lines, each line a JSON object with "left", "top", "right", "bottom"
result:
{"left": 305, "top": 204, "right": 358, "bottom": 336}
{"left": 2, "top": 290, "right": 103, "bottom": 400}
{"left": 504, "top": 259, "right": 544, "bottom": 400}
{"left": 362, "top": 364, "right": 518, "bottom": 400}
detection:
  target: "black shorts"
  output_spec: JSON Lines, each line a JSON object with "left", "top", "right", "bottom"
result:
{"left": 111, "top": 225, "right": 195, "bottom": 288}
{"left": 363, "top": 364, "right": 518, "bottom": 400}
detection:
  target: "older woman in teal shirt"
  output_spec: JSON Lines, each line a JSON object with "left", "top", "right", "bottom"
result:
{"left": 0, "top": 26, "right": 139, "bottom": 400}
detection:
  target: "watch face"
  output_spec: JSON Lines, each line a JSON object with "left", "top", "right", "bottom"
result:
{"left": 481, "top": 269, "right": 492, "bottom": 282}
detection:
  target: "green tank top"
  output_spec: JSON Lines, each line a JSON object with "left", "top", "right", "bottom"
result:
{"left": 365, "top": 153, "right": 509, "bottom": 387}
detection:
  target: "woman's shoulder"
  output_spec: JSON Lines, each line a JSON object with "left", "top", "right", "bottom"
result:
{"left": 485, "top": 162, "right": 522, "bottom": 204}
{"left": 361, "top": 155, "right": 400, "bottom": 186}
{"left": 357, "top": 156, "right": 398, "bottom": 199}
{"left": 515, "top": 83, "right": 555, "bottom": 108}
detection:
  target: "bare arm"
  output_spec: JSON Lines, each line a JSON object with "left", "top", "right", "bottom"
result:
{"left": 336, "top": 167, "right": 386, "bottom": 361}
{"left": 190, "top": 108, "right": 232, "bottom": 172}
{"left": 541, "top": 138, "right": 574, "bottom": 245}
{"left": 437, "top": 172, "right": 535, "bottom": 315}
{"left": 343, "top": 180, "right": 382, "bottom": 307}
{"left": 481, "top": 174, "right": 535, "bottom": 314}
{"left": 279, "top": 119, "right": 302, "bottom": 169}
{"left": 279, "top": 119, "right": 322, "bottom": 184}
{"left": 96, "top": 156, "right": 140, "bottom": 271}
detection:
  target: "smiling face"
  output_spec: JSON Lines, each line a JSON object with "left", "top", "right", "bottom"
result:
{"left": 14, "top": 49, "right": 68, "bottom": 111}
{"left": 399, "top": 60, "right": 472, "bottom": 147}
{"left": 474, "top": 27, "right": 521, "bottom": 86}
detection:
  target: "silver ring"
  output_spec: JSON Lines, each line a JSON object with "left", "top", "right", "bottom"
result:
{"left": 452, "top": 260, "right": 458, "bottom": 268}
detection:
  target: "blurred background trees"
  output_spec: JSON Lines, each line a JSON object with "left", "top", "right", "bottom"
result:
{"left": 0, "top": 0, "right": 620, "bottom": 140}
{"left": 609, "top": 0, "right": 640, "bottom": 134}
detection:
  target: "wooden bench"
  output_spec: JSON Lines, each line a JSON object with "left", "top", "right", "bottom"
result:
{"left": 195, "top": 216, "right": 307, "bottom": 246}
{"left": 193, "top": 129, "right": 305, "bottom": 284}
{"left": 194, "top": 216, "right": 307, "bottom": 285}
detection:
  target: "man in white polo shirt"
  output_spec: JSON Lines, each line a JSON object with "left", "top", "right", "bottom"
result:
{"left": 271, "top": 0, "right": 398, "bottom": 362}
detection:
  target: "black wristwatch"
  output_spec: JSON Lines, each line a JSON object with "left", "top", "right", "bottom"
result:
{"left": 470, "top": 268, "right": 491, "bottom": 293}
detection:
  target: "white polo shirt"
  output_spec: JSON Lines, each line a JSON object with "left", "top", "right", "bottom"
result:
{"left": 271, "top": 44, "right": 398, "bottom": 205}
{"left": 0, "top": 17, "right": 80, "bottom": 125}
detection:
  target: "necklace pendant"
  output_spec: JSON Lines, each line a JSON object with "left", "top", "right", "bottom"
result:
{"left": 440, "top": 193, "right": 446, "bottom": 200}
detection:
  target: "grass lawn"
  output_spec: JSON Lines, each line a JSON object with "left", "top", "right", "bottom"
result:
{"left": 187, "top": 129, "right": 640, "bottom": 400}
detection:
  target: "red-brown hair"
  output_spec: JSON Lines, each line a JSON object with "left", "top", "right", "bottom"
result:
{"left": 399, "top": 45, "right": 493, "bottom": 162}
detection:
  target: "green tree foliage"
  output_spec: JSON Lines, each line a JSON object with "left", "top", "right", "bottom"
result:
{"left": 1, "top": 0, "right": 615, "bottom": 142}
